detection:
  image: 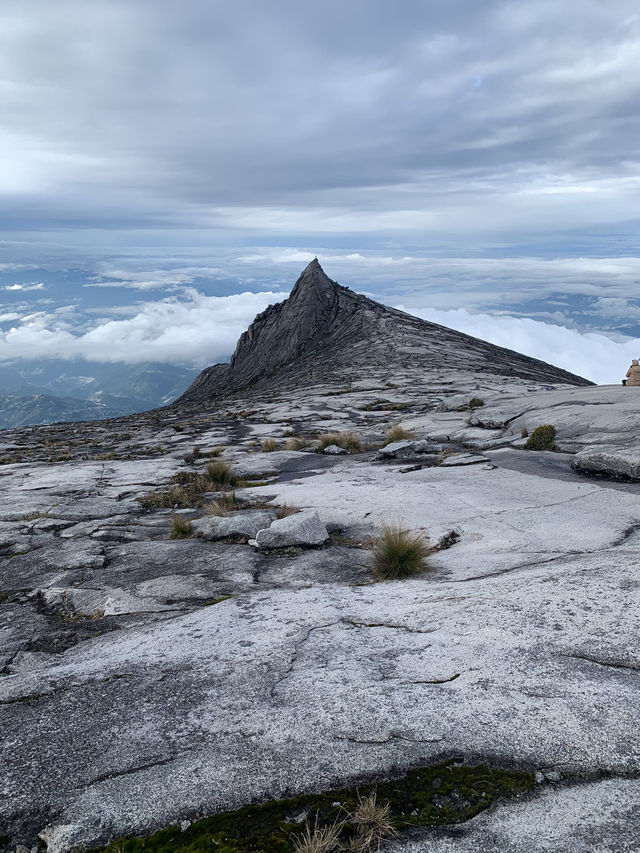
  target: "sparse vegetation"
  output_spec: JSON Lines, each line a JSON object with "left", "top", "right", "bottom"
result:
{"left": 524, "top": 424, "right": 557, "bottom": 451}
{"left": 520, "top": 426, "right": 529, "bottom": 438}
{"left": 383, "top": 424, "right": 416, "bottom": 445}
{"left": 261, "top": 438, "right": 278, "bottom": 452}
{"left": 317, "top": 431, "right": 363, "bottom": 453}
{"left": 275, "top": 504, "right": 301, "bottom": 519}
{"left": 293, "top": 818, "right": 342, "bottom": 853}
{"left": 91, "top": 763, "right": 534, "bottom": 853}
{"left": 207, "top": 459, "right": 239, "bottom": 488}
{"left": 343, "top": 791, "right": 398, "bottom": 852}
{"left": 359, "top": 399, "right": 411, "bottom": 412}
{"left": 369, "top": 524, "right": 431, "bottom": 580}
{"left": 468, "top": 397, "right": 484, "bottom": 409}
{"left": 204, "top": 492, "right": 241, "bottom": 516}
{"left": 209, "top": 446, "right": 226, "bottom": 457}
{"left": 286, "top": 436, "right": 311, "bottom": 451}
{"left": 169, "top": 515, "right": 193, "bottom": 539}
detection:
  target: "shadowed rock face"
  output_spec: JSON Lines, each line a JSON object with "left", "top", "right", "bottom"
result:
{"left": 178, "top": 259, "right": 592, "bottom": 403}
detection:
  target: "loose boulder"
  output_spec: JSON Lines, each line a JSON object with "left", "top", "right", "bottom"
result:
{"left": 252, "top": 510, "right": 329, "bottom": 549}
{"left": 376, "top": 440, "right": 443, "bottom": 460}
{"left": 572, "top": 447, "right": 640, "bottom": 480}
{"left": 192, "top": 511, "right": 274, "bottom": 542}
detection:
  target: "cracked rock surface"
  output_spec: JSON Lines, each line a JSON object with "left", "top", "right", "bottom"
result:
{"left": 1, "top": 270, "right": 639, "bottom": 852}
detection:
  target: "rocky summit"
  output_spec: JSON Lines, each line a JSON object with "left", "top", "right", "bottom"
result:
{"left": 1, "top": 264, "right": 639, "bottom": 853}
{"left": 178, "top": 259, "right": 591, "bottom": 403}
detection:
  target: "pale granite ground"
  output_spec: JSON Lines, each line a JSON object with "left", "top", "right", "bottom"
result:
{"left": 1, "top": 374, "right": 640, "bottom": 852}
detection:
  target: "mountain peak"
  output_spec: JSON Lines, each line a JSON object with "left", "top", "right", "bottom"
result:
{"left": 289, "top": 258, "right": 341, "bottom": 300}
{"left": 177, "top": 263, "right": 592, "bottom": 403}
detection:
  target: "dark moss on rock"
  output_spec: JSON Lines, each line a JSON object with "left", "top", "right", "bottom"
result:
{"left": 91, "top": 762, "right": 534, "bottom": 853}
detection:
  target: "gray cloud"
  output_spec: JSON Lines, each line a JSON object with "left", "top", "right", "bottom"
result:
{"left": 0, "top": 0, "right": 638, "bottom": 246}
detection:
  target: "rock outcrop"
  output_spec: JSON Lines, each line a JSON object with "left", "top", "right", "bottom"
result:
{"left": 178, "top": 260, "right": 591, "bottom": 403}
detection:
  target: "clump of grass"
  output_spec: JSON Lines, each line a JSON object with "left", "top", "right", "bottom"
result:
{"left": 293, "top": 817, "right": 343, "bottom": 853}
{"left": 520, "top": 426, "right": 529, "bottom": 439}
{"left": 169, "top": 515, "right": 193, "bottom": 539}
{"left": 343, "top": 792, "right": 398, "bottom": 852}
{"left": 317, "top": 431, "right": 363, "bottom": 453}
{"left": 207, "top": 459, "right": 238, "bottom": 488}
{"left": 261, "top": 438, "right": 278, "bottom": 452}
{"left": 468, "top": 396, "right": 484, "bottom": 409}
{"left": 137, "top": 484, "right": 200, "bottom": 509}
{"left": 286, "top": 436, "right": 311, "bottom": 451}
{"left": 209, "top": 446, "right": 226, "bottom": 457}
{"left": 275, "top": 504, "right": 300, "bottom": 519}
{"left": 204, "top": 491, "right": 240, "bottom": 516}
{"left": 370, "top": 524, "right": 431, "bottom": 580}
{"left": 524, "top": 424, "right": 556, "bottom": 451}
{"left": 383, "top": 424, "right": 416, "bottom": 445}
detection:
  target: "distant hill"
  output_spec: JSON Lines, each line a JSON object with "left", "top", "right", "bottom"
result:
{"left": 0, "top": 361, "right": 199, "bottom": 428}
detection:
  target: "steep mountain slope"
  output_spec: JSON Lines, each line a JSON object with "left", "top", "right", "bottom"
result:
{"left": 179, "top": 259, "right": 591, "bottom": 404}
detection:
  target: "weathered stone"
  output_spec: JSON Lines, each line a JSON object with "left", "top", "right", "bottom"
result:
{"left": 253, "top": 510, "right": 328, "bottom": 548}
{"left": 572, "top": 446, "right": 640, "bottom": 480}
{"left": 192, "top": 511, "right": 274, "bottom": 541}
{"left": 322, "top": 444, "right": 347, "bottom": 455}
{"left": 376, "top": 439, "right": 443, "bottom": 459}
{"left": 438, "top": 453, "right": 490, "bottom": 467}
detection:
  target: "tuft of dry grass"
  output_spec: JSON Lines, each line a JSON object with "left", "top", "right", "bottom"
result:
{"left": 261, "top": 438, "right": 278, "bottom": 452}
{"left": 292, "top": 817, "right": 343, "bottom": 853}
{"left": 169, "top": 515, "right": 193, "bottom": 539}
{"left": 285, "top": 436, "right": 311, "bottom": 451}
{"left": 204, "top": 491, "right": 240, "bottom": 516}
{"left": 343, "top": 792, "right": 398, "bottom": 852}
{"left": 369, "top": 524, "right": 431, "bottom": 580}
{"left": 207, "top": 459, "right": 238, "bottom": 489}
{"left": 275, "top": 503, "right": 300, "bottom": 519}
{"left": 383, "top": 424, "right": 416, "bottom": 445}
{"left": 317, "top": 431, "right": 363, "bottom": 453}
{"left": 208, "top": 446, "right": 226, "bottom": 457}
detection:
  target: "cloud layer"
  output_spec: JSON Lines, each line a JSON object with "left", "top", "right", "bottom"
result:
{"left": 0, "top": 1, "right": 639, "bottom": 252}
{"left": 0, "top": 283, "right": 637, "bottom": 385}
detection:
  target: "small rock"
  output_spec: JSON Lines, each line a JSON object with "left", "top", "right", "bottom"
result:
{"left": 253, "top": 510, "right": 329, "bottom": 549}
{"left": 545, "top": 770, "right": 562, "bottom": 782}
{"left": 323, "top": 444, "right": 347, "bottom": 455}
{"left": 439, "top": 453, "right": 489, "bottom": 467}
{"left": 535, "top": 771, "right": 545, "bottom": 783}
{"left": 180, "top": 820, "right": 191, "bottom": 832}
{"left": 376, "top": 440, "right": 443, "bottom": 460}
{"left": 192, "top": 511, "right": 274, "bottom": 542}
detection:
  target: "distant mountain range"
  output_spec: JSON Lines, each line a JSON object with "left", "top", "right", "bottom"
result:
{"left": 0, "top": 360, "right": 199, "bottom": 429}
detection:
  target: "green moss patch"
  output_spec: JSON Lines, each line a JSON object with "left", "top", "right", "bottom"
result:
{"left": 91, "top": 762, "right": 533, "bottom": 853}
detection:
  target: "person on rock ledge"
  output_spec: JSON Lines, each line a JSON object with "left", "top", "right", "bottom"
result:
{"left": 623, "top": 358, "right": 640, "bottom": 386}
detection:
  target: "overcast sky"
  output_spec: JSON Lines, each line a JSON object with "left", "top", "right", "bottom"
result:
{"left": 1, "top": 0, "right": 639, "bottom": 382}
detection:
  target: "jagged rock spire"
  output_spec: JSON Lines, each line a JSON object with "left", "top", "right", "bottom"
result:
{"left": 177, "top": 262, "right": 593, "bottom": 403}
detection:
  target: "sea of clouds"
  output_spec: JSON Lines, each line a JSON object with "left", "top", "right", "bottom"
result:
{"left": 0, "top": 286, "right": 637, "bottom": 385}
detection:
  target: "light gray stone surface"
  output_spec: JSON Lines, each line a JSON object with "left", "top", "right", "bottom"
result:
{"left": 572, "top": 446, "right": 640, "bottom": 479}
{"left": 253, "top": 509, "right": 329, "bottom": 548}
{"left": 375, "top": 439, "right": 443, "bottom": 459}
{"left": 192, "top": 510, "right": 274, "bottom": 541}
{"left": 1, "top": 275, "right": 640, "bottom": 852}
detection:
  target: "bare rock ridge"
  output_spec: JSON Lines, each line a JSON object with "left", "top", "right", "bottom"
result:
{"left": 178, "top": 259, "right": 592, "bottom": 403}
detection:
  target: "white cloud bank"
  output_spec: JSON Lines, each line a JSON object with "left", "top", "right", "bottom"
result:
{"left": 0, "top": 287, "right": 637, "bottom": 384}
{"left": 0, "top": 289, "right": 288, "bottom": 367}
{"left": 404, "top": 305, "right": 638, "bottom": 385}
